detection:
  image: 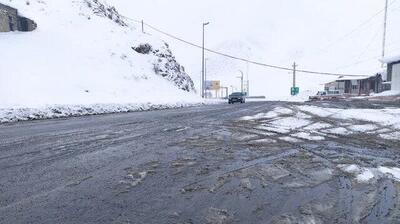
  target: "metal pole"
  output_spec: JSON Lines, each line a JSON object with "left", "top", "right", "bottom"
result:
{"left": 246, "top": 62, "right": 250, "bottom": 96}
{"left": 239, "top": 70, "right": 244, "bottom": 93}
{"left": 205, "top": 59, "right": 208, "bottom": 98}
{"left": 242, "top": 75, "right": 244, "bottom": 94}
{"left": 200, "top": 72, "right": 202, "bottom": 97}
{"left": 201, "top": 22, "right": 209, "bottom": 98}
{"left": 293, "top": 62, "right": 297, "bottom": 88}
{"left": 141, "top": 20, "right": 144, "bottom": 33}
{"left": 247, "top": 80, "right": 250, "bottom": 96}
{"left": 202, "top": 24, "right": 205, "bottom": 98}
{"left": 382, "top": 0, "right": 389, "bottom": 66}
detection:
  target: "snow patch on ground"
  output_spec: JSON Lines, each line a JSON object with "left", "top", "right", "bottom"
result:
{"left": 270, "top": 117, "right": 311, "bottom": 130}
{"left": 297, "top": 106, "right": 339, "bottom": 117}
{"left": 322, "top": 127, "right": 353, "bottom": 135}
{"left": 279, "top": 136, "right": 302, "bottom": 143}
{"left": 297, "top": 105, "right": 400, "bottom": 140}
{"left": 379, "top": 132, "right": 400, "bottom": 140}
{"left": 240, "top": 107, "right": 292, "bottom": 121}
{"left": 240, "top": 112, "right": 278, "bottom": 121}
{"left": 257, "top": 125, "right": 291, "bottom": 134}
{"left": 303, "top": 122, "right": 332, "bottom": 130}
{"left": 348, "top": 124, "right": 377, "bottom": 132}
{"left": 291, "top": 132, "right": 325, "bottom": 141}
{"left": 339, "top": 164, "right": 400, "bottom": 183}
{"left": 371, "top": 90, "right": 400, "bottom": 97}
{"left": 249, "top": 139, "right": 277, "bottom": 144}
{"left": 240, "top": 105, "right": 400, "bottom": 144}
{"left": 378, "top": 167, "right": 400, "bottom": 181}
{"left": 356, "top": 169, "right": 375, "bottom": 182}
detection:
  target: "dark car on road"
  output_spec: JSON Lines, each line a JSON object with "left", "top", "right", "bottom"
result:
{"left": 228, "top": 92, "right": 246, "bottom": 104}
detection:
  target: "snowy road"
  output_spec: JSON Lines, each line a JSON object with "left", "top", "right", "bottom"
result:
{"left": 1, "top": 100, "right": 400, "bottom": 224}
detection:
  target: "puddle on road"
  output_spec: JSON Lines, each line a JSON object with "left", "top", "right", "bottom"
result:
{"left": 115, "top": 161, "right": 160, "bottom": 195}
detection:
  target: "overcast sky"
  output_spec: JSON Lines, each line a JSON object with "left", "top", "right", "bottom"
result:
{"left": 112, "top": 0, "right": 400, "bottom": 97}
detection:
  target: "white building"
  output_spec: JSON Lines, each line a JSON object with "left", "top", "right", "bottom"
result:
{"left": 382, "top": 55, "right": 400, "bottom": 92}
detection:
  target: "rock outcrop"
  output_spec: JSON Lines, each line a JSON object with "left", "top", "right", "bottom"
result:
{"left": 133, "top": 43, "right": 195, "bottom": 92}
{"left": 84, "top": 0, "right": 127, "bottom": 27}
{"left": 0, "top": 3, "right": 36, "bottom": 32}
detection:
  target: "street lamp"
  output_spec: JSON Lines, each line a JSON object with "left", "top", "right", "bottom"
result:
{"left": 202, "top": 22, "right": 210, "bottom": 98}
{"left": 237, "top": 70, "right": 244, "bottom": 94}
{"left": 204, "top": 58, "right": 209, "bottom": 98}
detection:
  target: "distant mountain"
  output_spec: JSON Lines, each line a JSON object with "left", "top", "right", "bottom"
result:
{"left": 110, "top": 0, "right": 399, "bottom": 100}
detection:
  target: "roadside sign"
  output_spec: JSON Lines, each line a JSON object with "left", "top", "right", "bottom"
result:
{"left": 291, "top": 87, "right": 300, "bottom": 96}
{"left": 206, "top": 80, "right": 221, "bottom": 90}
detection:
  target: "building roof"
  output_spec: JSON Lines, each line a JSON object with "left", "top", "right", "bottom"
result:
{"left": 336, "top": 75, "right": 372, "bottom": 81}
{"left": 381, "top": 54, "right": 400, "bottom": 64}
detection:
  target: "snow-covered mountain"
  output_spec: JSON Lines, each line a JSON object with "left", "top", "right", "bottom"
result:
{"left": 0, "top": 0, "right": 199, "bottom": 108}
{"left": 205, "top": 38, "right": 331, "bottom": 100}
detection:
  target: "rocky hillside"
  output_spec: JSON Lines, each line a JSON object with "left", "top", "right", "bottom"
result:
{"left": 0, "top": 0, "right": 197, "bottom": 108}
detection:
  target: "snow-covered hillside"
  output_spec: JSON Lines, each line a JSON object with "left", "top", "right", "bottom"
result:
{"left": 0, "top": 0, "right": 200, "bottom": 109}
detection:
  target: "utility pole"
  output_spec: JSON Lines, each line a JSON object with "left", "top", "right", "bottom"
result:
{"left": 202, "top": 22, "right": 210, "bottom": 98}
{"left": 382, "top": 0, "right": 389, "bottom": 66}
{"left": 292, "top": 62, "right": 297, "bottom": 89}
{"left": 200, "top": 72, "right": 202, "bottom": 97}
{"left": 141, "top": 20, "right": 144, "bottom": 33}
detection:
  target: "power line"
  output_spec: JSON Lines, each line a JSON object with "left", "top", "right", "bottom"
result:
{"left": 316, "top": 0, "right": 398, "bottom": 55}
{"left": 124, "top": 18, "right": 366, "bottom": 77}
{"left": 334, "top": 55, "right": 381, "bottom": 71}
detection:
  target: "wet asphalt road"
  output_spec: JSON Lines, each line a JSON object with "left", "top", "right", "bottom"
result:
{"left": 0, "top": 100, "right": 399, "bottom": 224}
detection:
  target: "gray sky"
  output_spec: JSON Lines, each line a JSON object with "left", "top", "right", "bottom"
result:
{"left": 113, "top": 0, "right": 400, "bottom": 97}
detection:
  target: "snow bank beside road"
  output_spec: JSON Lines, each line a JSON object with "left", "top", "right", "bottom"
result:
{"left": 0, "top": 101, "right": 220, "bottom": 123}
